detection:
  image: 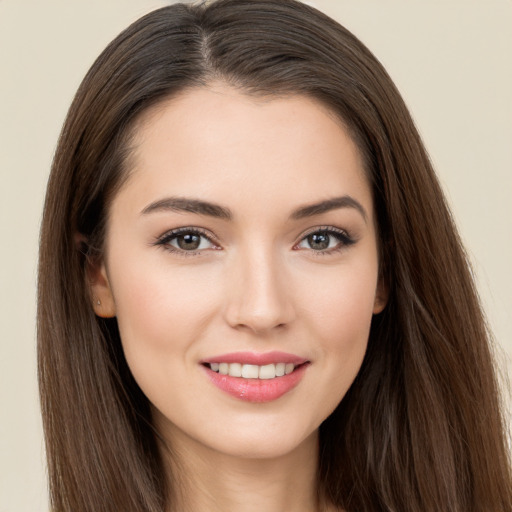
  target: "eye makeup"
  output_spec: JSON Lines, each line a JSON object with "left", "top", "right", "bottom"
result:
{"left": 153, "top": 227, "right": 220, "bottom": 256}
{"left": 152, "top": 224, "right": 357, "bottom": 258}
{"left": 294, "top": 225, "right": 356, "bottom": 256}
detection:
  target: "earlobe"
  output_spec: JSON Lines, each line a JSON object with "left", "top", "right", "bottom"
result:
{"left": 76, "top": 233, "right": 116, "bottom": 318}
{"left": 89, "top": 260, "right": 116, "bottom": 318}
{"left": 373, "top": 277, "right": 388, "bottom": 315}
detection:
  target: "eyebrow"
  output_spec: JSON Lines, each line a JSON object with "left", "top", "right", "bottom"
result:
{"left": 291, "top": 196, "right": 368, "bottom": 223}
{"left": 141, "top": 197, "right": 232, "bottom": 219}
{"left": 141, "top": 195, "right": 367, "bottom": 223}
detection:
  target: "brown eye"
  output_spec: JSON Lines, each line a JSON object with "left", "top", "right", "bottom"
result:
{"left": 175, "top": 233, "right": 202, "bottom": 251}
{"left": 307, "top": 232, "right": 330, "bottom": 250}
{"left": 296, "top": 228, "right": 355, "bottom": 253}
{"left": 157, "top": 228, "right": 217, "bottom": 253}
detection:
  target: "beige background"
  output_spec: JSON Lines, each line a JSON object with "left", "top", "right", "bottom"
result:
{"left": 1, "top": 1, "right": 510, "bottom": 510}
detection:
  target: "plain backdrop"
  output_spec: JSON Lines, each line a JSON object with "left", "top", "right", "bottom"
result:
{"left": 1, "top": 1, "right": 511, "bottom": 510}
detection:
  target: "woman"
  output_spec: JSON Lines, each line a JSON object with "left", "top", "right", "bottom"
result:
{"left": 37, "top": 0, "right": 512, "bottom": 510}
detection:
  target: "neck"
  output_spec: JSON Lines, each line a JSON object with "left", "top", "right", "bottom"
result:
{"left": 160, "top": 429, "right": 329, "bottom": 512}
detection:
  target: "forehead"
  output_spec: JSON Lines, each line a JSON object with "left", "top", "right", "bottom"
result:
{"left": 116, "top": 84, "right": 373, "bottom": 221}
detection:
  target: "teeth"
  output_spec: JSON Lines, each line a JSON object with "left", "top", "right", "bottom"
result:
{"left": 228, "top": 363, "right": 242, "bottom": 377}
{"left": 208, "top": 362, "right": 298, "bottom": 379}
{"left": 259, "top": 364, "right": 275, "bottom": 379}
{"left": 241, "top": 364, "right": 259, "bottom": 379}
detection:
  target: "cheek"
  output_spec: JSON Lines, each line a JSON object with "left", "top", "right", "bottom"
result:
{"left": 295, "top": 258, "right": 378, "bottom": 399}
{"left": 297, "top": 253, "right": 378, "bottom": 336}
{"left": 108, "top": 254, "right": 221, "bottom": 376}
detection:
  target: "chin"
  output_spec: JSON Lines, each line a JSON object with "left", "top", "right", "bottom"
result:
{"left": 155, "top": 404, "right": 321, "bottom": 462}
{"left": 207, "top": 427, "right": 318, "bottom": 461}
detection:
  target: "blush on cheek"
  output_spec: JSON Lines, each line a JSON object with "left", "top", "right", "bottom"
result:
{"left": 308, "top": 276, "right": 375, "bottom": 385}
{"left": 113, "top": 265, "right": 220, "bottom": 369}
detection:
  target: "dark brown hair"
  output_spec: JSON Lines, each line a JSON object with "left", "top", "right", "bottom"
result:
{"left": 38, "top": 1, "right": 512, "bottom": 510}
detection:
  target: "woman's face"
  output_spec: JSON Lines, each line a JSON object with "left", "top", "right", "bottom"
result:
{"left": 92, "top": 84, "right": 385, "bottom": 459}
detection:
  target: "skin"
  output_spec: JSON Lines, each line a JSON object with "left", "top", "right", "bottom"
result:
{"left": 90, "top": 83, "right": 386, "bottom": 512}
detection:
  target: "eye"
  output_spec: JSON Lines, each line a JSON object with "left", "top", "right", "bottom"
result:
{"left": 155, "top": 228, "right": 219, "bottom": 254}
{"left": 295, "top": 228, "right": 355, "bottom": 253}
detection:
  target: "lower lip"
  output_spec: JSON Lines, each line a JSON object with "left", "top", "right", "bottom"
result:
{"left": 202, "top": 364, "right": 309, "bottom": 403}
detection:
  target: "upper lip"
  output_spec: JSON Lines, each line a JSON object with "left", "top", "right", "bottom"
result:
{"left": 201, "top": 351, "right": 308, "bottom": 366}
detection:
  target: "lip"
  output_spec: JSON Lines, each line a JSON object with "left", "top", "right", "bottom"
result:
{"left": 200, "top": 351, "right": 310, "bottom": 403}
{"left": 201, "top": 351, "right": 308, "bottom": 366}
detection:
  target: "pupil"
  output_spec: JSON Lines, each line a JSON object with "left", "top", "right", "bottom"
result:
{"left": 308, "top": 232, "right": 329, "bottom": 250}
{"left": 178, "top": 233, "right": 200, "bottom": 250}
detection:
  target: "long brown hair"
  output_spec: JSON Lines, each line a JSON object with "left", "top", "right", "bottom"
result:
{"left": 38, "top": 1, "right": 512, "bottom": 510}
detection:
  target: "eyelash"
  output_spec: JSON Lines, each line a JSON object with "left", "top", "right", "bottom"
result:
{"left": 153, "top": 226, "right": 356, "bottom": 257}
{"left": 153, "top": 227, "right": 220, "bottom": 257}
{"left": 294, "top": 226, "right": 356, "bottom": 256}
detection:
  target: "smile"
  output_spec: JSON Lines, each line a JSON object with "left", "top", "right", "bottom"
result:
{"left": 201, "top": 352, "right": 310, "bottom": 403}
{"left": 207, "top": 362, "right": 296, "bottom": 379}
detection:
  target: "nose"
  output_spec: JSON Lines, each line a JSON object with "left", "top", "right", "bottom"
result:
{"left": 223, "top": 247, "right": 296, "bottom": 334}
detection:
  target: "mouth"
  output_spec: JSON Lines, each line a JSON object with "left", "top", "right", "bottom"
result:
{"left": 200, "top": 352, "right": 310, "bottom": 403}
{"left": 203, "top": 361, "right": 304, "bottom": 379}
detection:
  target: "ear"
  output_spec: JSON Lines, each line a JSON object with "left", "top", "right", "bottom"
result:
{"left": 373, "top": 276, "right": 388, "bottom": 315}
{"left": 88, "top": 259, "right": 116, "bottom": 318}
{"left": 75, "top": 233, "right": 116, "bottom": 318}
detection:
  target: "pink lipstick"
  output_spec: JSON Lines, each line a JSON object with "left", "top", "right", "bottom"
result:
{"left": 201, "top": 351, "right": 309, "bottom": 403}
